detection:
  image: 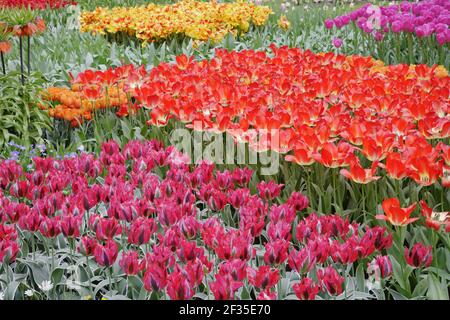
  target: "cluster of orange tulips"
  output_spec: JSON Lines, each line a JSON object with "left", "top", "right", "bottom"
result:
{"left": 38, "top": 67, "right": 134, "bottom": 126}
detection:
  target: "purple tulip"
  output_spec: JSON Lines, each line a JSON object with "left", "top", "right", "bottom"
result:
{"left": 324, "top": 18, "right": 334, "bottom": 30}
{"left": 334, "top": 17, "right": 345, "bottom": 29}
{"left": 374, "top": 31, "right": 385, "bottom": 42}
{"left": 342, "top": 15, "right": 351, "bottom": 25}
{"left": 436, "top": 30, "right": 449, "bottom": 45}
{"left": 332, "top": 37, "right": 343, "bottom": 48}
{"left": 391, "top": 20, "right": 402, "bottom": 33}
{"left": 323, "top": 0, "right": 449, "bottom": 43}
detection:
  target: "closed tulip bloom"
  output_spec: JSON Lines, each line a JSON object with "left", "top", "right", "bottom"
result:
{"left": 263, "top": 239, "right": 290, "bottom": 266}
{"left": 128, "top": 217, "right": 156, "bottom": 245}
{"left": 166, "top": 271, "right": 194, "bottom": 300}
{"left": 404, "top": 243, "right": 433, "bottom": 268}
{"left": 94, "top": 240, "right": 119, "bottom": 267}
{"left": 0, "top": 239, "right": 20, "bottom": 263}
{"left": 119, "top": 250, "right": 140, "bottom": 275}
{"left": 332, "top": 37, "right": 343, "bottom": 48}
{"left": 286, "top": 191, "right": 309, "bottom": 212}
{"left": 324, "top": 18, "right": 334, "bottom": 29}
{"left": 218, "top": 259, "right": 247, "bottom": 282}
{"left": 368, "top": 255, "right": 393, "bottom": 279}
{"left": 143, "top": 263, "right": 167, "bottom": 292}
{"left": 78, "top": 236, "right": 97, "bottom": 256}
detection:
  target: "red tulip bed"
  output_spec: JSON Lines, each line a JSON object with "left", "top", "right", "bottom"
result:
{"left": 41, "top": 46, "right": 450, "bottom": 187}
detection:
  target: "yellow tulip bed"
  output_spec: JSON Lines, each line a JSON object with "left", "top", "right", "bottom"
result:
{"left": 80, "top": 0, "right": 273, "bottom": 44}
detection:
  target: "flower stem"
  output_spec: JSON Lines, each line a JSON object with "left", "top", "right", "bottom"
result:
{"left": 27, "top": 36, "right": 31, "bottom": 75}
{"left": 19, "top": 37, "right": 25, "bottom": 85}
{"left": 407, "top": 32, "right": 413, "bottom": 64}
{"left": 1, "top": 52, "right": 5, "bottom": 75}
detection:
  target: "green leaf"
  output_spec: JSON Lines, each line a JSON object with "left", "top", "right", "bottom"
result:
{"left": 356, "top": 263, "right": 366, "bottom": 292}
{"left": 427, "top": 274, "right": 449, "bottom": 300}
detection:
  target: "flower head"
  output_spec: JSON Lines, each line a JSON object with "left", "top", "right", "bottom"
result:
{"left": 332, "top": 37, "right": 343, "bottom": 48}
{"left": 376, "top": 198, "right": 418, "bottom": 226}
{"left": 404, "top": 242, "right": 433, "bottom": 268}
{"left": 38, "top": 280, "right": 53, "bottom": 292}
{"left": 420, "top": 200, "right": 448, "bottom": 231}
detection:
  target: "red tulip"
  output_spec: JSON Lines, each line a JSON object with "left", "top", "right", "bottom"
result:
{"left": 257, "top": 289, "right": 277, "bottom": 300}
{"left": 293, "top": 278, "right": 319, "bottom": 300}
{"left": 340, "top": 160, "right": 381, "bottom": 184}
{"left": 317, "top": 266, "right": 344, "bottom": 296}
{"left": 128, "top": 217, "right": 156, "bottom": 245}
{"left": 143, "top": 263, "right": 167, "bottom": 292}
{"left": 264, "top": 239, "right": 290, "bottom": 266}
{"left": 119, "top": 250, "right": 140, "bottom": 276}
{"left": 267, "top": 220, "right": 292, "bottom": 241}
{"left": 218, "top": 259, "right": 247, "bottom": 282}
{"left": 94, "top": 240, "right": 119, "bottom": 267}
{"left": 286, "top": 191, "right": 309, "bottom": 212}
{"left": 364, "top": 226, "right": 392, "bottom": 251}
{"left": 288, "top": 248, "right": 314, "bottom": 274}
{"left": 95, "top": 217, "right": 122, "bottom": 240}
{"left": 257, "top": 180, "right": 284, "bottom": 201}
{"left": 248, "top": 266, "right": 280, "bottom": 290}
{"left": 60, "top": 214, "right": 82, "bottom": 238}
{"left": 18, "top": 212, "right": 41, "bottom": 232}
{"left": 166, "top": 271, "right": 194, "bottom": 300}
{"left": 210, "top": 274, "right": 243, "bottom": 300}
{"left": 78, "top": 236, "right": 97, "bottom": 256}
{"left": 0, "top": 239, "right": 20, "bottom": 263}
{"left": 368, "top": 255, "right": 393, "bottom": 279}
{"left": 39, "top": 216, "right": 61, "bottom": 238}
{"left": 404, "top": 243, "right": 433, "bottom": 268}
{"left": 385, "top": 153, "right": 407, "bottom": 180}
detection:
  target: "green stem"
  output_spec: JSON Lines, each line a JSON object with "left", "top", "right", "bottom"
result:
{"left": 1, "top": 52, "right": 5, "bottom": 75}
{"left": 19, "top": 36, "right": 24, "bottom": 85}
{"left": 407, "top": 32, "right": 413, "bottom": 64}
{"left": 27, "top": 36, "right": 31, "bottom": 75}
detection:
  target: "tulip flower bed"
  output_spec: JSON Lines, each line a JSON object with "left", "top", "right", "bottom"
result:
{"left": 40, "top": 47, "right": 450, "bottom": 188}
{"left": 324, "top": 0, "right": 449, "bottom": 65}
{"left": 0, "top": 0, "right": 77, "bottom": 10}
{"left": 0, "top": 139, "right": 447, "bottom": 300}
{"left": 79, "top": 0, "right": 273, "bottom": 45}
{"left": 326, "top": 0, "right": 450, "bottom": 45}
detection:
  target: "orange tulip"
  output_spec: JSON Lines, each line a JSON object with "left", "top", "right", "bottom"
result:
{"left": 340, "top": 160, "right": 380, "bottom": 184}
{"left": 376, "top": 198, "right": 418, "bottom": 226}
{"left": 384, "top": 153, "right": 407, "bottom": 180}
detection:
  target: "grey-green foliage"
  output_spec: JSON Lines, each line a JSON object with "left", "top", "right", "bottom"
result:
{"left": 0, "top": 72, "right": 51, "bottom": 149}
